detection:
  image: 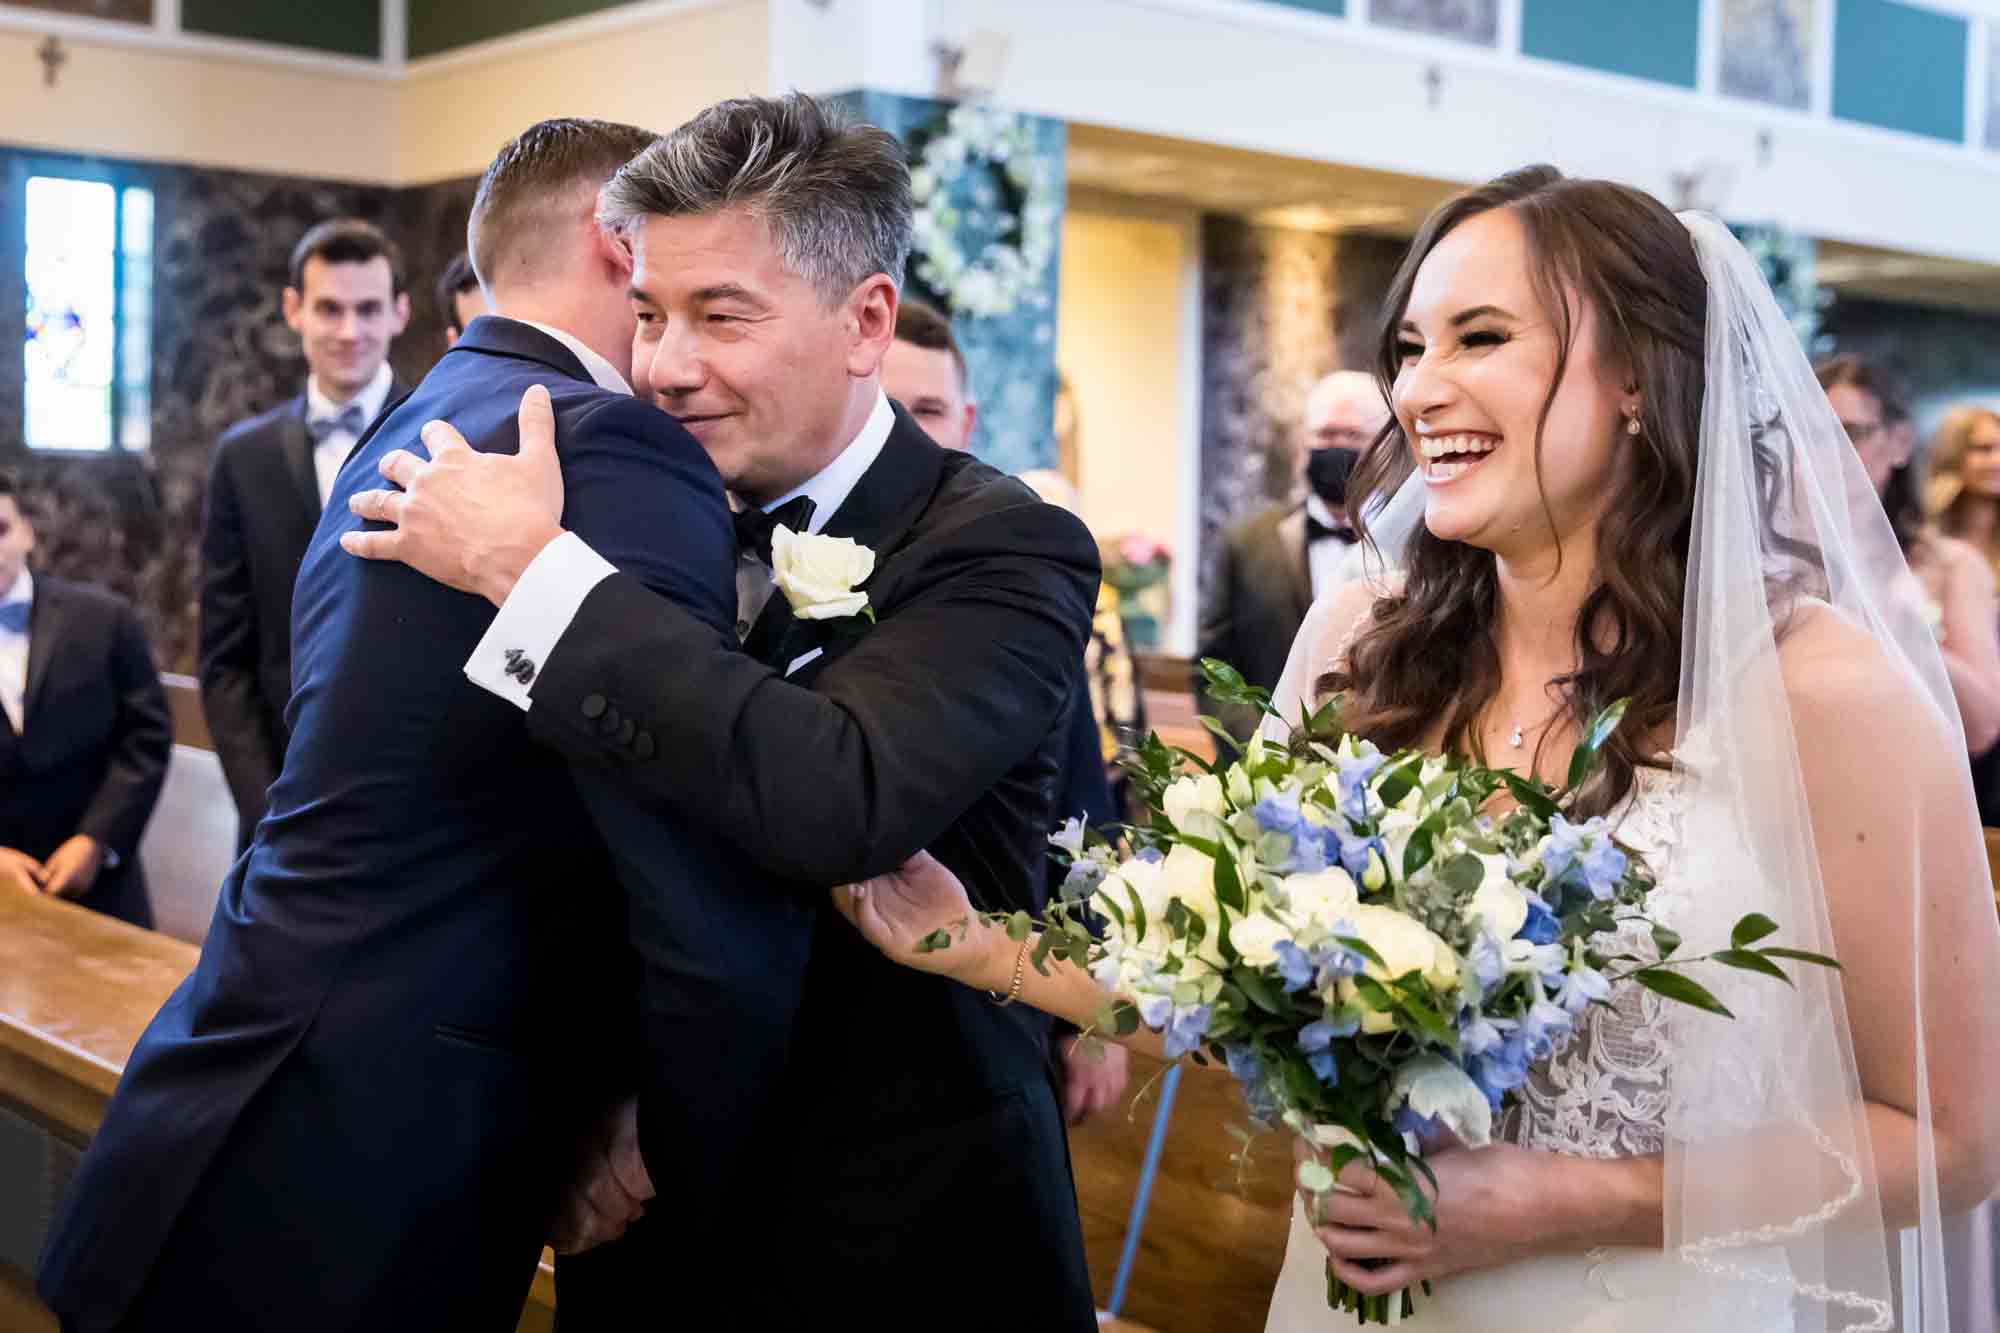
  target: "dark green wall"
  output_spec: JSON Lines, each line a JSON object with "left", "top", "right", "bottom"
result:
{"left": 181, "top": 0, "right": 378, "bottom": 58}
{"left": 407, "top": 0, "right": 638, "bottom": 59}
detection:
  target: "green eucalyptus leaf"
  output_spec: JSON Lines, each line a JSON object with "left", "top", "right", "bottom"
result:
{"left": 1757, "top": 946, "right": 1843, "bottom": 971}
{"left": 1007, "top": 910, "right": 1033, "bottom": 942}
{"left": 1633, "top": 967, "right": 1735, "bottom": 1018}
{"left": 1440, "top": 852, "right": 1485, "bottom": 896}
{"left": 1234, "top": 966, "right": 1286, "bottom": 1016}
{"left": 1566, "top": 698, "right": 1630, "bottom": 789}
{"left": 1650, "top": 924, "right": 1682, "bottom": 959}
{"left": 1296, "top": 1161, "right": 1337, "bottom": 1194}
{"left": 1714, "top": 948, "right": 1793, "bottom": 986}
{"left": 1729, "top": 913, "right": 1780, "bottom": 949}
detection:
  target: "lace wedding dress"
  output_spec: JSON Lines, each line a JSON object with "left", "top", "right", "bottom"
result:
{"left": 1263, "top": 753, "right": 1793, "bottom": 1331}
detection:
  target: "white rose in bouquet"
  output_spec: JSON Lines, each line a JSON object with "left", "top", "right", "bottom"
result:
{"left": 1163, "top": 773, "right": 1227, "bottom": 837}
{"left": 1283, "top": 867, "right": 1361, "bottom": 930}
{"left": 1463, "top": 853, "right": 1529, "bottom": 941}
{"left": 1341, "top": 904, "right": 1460, "bottom": 1032}
{"left": 1097, "top": 856, "right": 1177, "bottom": 966}
{"left": 1228, "top": 911, "right": 1290, "bottom": 968}
{"left": 1160, "top": 843, "right": 1231, "bottom": 968}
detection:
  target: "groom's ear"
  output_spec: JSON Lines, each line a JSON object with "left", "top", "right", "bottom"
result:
{"left": 845, "top": 275, "right": 898, "bottom": 379}
{"left": 592, "top": 222, "right": 635, "bottom": 285}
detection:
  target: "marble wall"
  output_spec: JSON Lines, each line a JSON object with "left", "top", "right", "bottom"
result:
{"left": 0, "top": 144, "right": 477, "bottom": 672}
{"left": 1195, "top": 216, "right": 1404, "bottom": 618}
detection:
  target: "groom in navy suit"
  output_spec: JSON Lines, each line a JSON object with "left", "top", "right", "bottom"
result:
{"left": 38, "top": 119, "right": 807, "bottom": 1333}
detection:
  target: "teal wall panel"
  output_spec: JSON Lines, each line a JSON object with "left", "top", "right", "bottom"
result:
{"left": 832, "top": 91, "right": 1065, "bottom": 475}
{"left": 181, "top": 0, "right": 377, "bottom": 58}
{"left": 408, "top": 0, "right": 637, "bottom": 59}
{"left": 1266, "top": 0, "right": 1346, "bottom": 15}
{"left": 1521, "top": 0, "right": 1699, "bottom": 88}
{"left": 1832, "top": 0, "right": 1967, "bottom": 143}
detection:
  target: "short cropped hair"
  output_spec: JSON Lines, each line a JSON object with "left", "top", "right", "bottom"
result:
{"left": 289, "top": 218, "right": 406, "bottom": 295}
{"left": 1815, "top": 353, "right": 1910, "bottom": 426}
{"left": 598, "top": 93, "right": 912, "bottom": 305}
{"left": 435, "top": 252, "right": 480, "bottom": 332}
{"left": 469, "top": 117, "right": 658, "bottom": 290}
{"left": 894, "top": 298, "right": 967, "bottom": 393}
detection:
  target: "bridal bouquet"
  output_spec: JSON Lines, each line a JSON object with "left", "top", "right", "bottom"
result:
{"left": 924, "top": 661, "right": 1834, "bottom": 1325}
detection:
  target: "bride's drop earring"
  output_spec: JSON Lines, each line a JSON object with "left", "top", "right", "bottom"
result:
{"left": 1509, "top": 723, "right": 1525, "bottom": 748}
{"left": 1625, "top": 409, "right": 1641, "bottom": 437}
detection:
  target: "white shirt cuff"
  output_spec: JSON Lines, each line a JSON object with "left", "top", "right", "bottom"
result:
{"left": 464, "top": 531, "right": 617, "bottom": 712}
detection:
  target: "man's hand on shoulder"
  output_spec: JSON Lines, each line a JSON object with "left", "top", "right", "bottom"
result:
{"left": 343, "top": 384, "right": 567, "bottom": 606}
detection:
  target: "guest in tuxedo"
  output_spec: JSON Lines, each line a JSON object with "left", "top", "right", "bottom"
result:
{"left": 0, "top": 476, "right": 168, "bottom": 927}
{"left": 198, "top": 218, "right": 411, "bottom": 848}
{"left": 41, "top": 119, "right": 799, "bottom": 1333}
{"left": 346, "top": 93, "right": 1100, "bottom": 1331}
{"left": 1197, "top": 369, "right": 1389, "bottom": 742}
{"left": 880, "top": 296, "right": 976, "bottom": 451}
{"left": 437, "top": 250, "right": 488, "bottom": 348}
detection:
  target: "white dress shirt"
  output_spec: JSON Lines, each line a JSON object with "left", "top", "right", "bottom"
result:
{"left": 467, "top": 390, "right": 896, "bottom": 711}
{"left": 307, "top": 362, "right": 396, "bottom": 507}
{"left": 0, "top": 567, "right": 30, "bottom": 735}
{"left": 1304, "top": 493, "right": 1357, "bottom": 600}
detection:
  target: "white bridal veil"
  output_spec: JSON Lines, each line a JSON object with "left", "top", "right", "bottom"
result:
{"left": 1267, "top": 212, "right": 2000, "bottom": 1330}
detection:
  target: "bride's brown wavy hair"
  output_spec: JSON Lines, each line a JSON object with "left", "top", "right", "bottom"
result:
{"left": 1322, "top": 165, "right": 1707, "bottom": 816}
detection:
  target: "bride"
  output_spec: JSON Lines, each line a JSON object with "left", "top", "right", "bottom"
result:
{"left": 836, "top": 165, "right": 2000, "bottom": 1331}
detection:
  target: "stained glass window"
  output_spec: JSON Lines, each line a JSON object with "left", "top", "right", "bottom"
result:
{"left": 23, "top": 173, "right": 153, "bottom": 452}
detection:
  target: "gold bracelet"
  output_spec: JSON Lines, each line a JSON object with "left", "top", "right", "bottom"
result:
{"left": 988, "top": 937, "right": 1031, "bottom": 1007}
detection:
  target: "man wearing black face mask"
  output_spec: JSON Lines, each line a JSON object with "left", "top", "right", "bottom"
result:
{"left": 1197, "top": 371, "right": 1387, "bottom": 744}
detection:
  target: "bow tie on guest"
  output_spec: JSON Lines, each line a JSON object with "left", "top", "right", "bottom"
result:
{"left": 307, "top": 403, "right": 368, "bottom": 445}
{"left": 0, "top": 600, "right": 29, "bottom": 634}
{"left": 1305, "top": 513, "right": 1356, "bottom": 545}
{"left": 733, "top": 496, "right": 817, "bottom": 566}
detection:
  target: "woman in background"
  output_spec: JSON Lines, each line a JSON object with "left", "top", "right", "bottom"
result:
{"left": 1817, "top": 358, "right": 2000, "bottom": 758}
{"left": 1932, "top": 405, "right": 2000, "bottom": 575}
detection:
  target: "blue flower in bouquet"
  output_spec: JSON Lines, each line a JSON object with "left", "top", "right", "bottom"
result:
{"left": 1273, "top": 939, "right": 1318, "bottom": 993}
{"left": 1164, "top": 1003, "right": 1214, "bottom": 1059}
{"left": 1579, "top": 838, "right": 1628, "bottom": 900}
{"left": 1393, "top": 1105, "right": 1441, "bottom": 1142}
{"left": 1555, "top": 962, "right": 1612, "bottom": 1015}
{"left": 1137, "top": 993, "right": 1174, "bottom": 1029}
{"left": 1253, "top": 792, "right": 1303, "bottom": 836}
{"left": 1471, "top": 1032, "right": 1532, "bottom": 1108}
{"left": 1517, "top": 898, "right": 1560, "bottom": 946}
{"left": 1520, "top": 994, "right": 1575, "bottom": 1060}
{"left": 1459, "top": 1011, "right": 1506, "bottom": 1057}
{"left": 1334, "top": 747, "right": 1387, "bottom": 820}
{"left": 1300, "top": 1015, "right": 1357, "bottom": 1084}
{"left": 1313, "top": 936, "right": 1369, "bottom": 988}
{"left": 1539, "top": 813, "right": 1589, "bottom": 881}
{"left": 1226, "top": 1045, "right": 1280, "bottom": 1121}
{"left": 1048, "top": 816, "right": 1089, "bottom": 859}
{"left": 1332, "top": 827, "right": 1380, "bottom": 880}
{"left": 1468, "top": 931, "right": 1507, "bottom": 990}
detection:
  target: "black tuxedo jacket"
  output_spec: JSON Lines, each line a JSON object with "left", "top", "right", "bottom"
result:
{"left": 530, "top": 407, "right": 1101, "bottom": 1332}
{"left": 1198, "top": 501, "right": 1315, "bottom": 743}
{"left": 39, "top": 319, "right": 793, "bottom": 1333}
{"left": 198, "top": 386, "right": 406, "bottom": 848}
{"left": 0, "top": 576, "right": 169, "bottom": 926}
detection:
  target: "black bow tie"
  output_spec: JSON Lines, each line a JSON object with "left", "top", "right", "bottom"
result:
{"left": 1305, "top": 514, "right": 1356, "bottom": 545}
{"left": 734, "top": 496, "right": 817, "bottom": 566}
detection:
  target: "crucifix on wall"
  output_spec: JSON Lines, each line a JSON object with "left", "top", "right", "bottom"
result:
{"left": 38, "top": 35, "right": 68, "bottom": 88}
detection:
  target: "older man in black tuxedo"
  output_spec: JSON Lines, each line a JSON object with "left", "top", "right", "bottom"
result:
{"left": 348, "top": 94, "right": 1100, "bottom": 1332}
{"left": 198, "top": 219, "right": 411, "bottom": 849}
{"left": 0, "top": 476, "right": 168, "bottom": 927}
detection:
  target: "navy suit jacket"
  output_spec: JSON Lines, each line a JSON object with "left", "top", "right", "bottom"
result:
{"left": 39, "top": 318, "right": 795, "bottom": 1333}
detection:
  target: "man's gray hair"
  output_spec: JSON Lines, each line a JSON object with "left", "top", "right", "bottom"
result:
{"left": 599, "top": 93, "right": 913, "bottom": 303}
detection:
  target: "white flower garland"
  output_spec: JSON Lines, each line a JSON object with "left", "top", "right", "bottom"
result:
{"left": 908, "top": 103, "right": 1060, "bottom": 320}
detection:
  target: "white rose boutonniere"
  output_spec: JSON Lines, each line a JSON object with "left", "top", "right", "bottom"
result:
{"left": 771, "top": 526, "right": 877, "bottom": 622}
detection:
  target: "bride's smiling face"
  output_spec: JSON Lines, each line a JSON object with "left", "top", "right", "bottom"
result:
{"left": 1392, "top": 207, "right": 1632, "bottom": 561}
